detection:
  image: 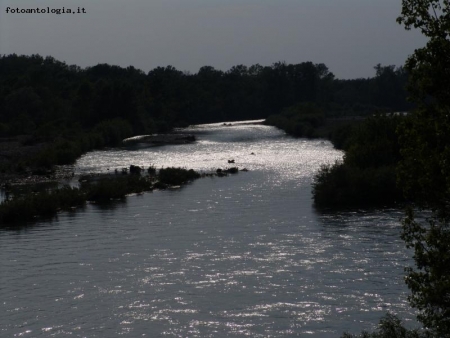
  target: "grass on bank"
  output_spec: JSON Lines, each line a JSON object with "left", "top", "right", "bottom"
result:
{"left": 0, "top": 186, "right": 86, "bottom": 224}
{"left": 0, "top": 167, "right": 201, "bottom": 226}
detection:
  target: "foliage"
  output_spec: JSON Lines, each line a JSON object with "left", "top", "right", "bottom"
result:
{"left": 0, "top": 175, "right": 153, "bottom": 225}
{"left": 313, "top": 163, "right": 401, "bottom": 208}
{"left": 332, "top": 65, "right": 413, "bottom": 114}
{"left": 327, "top": 122, "right": 358, "bottom": 150}
{"left": 147, "top": 165, "right": 157, "bottom": 175}
{"left": 341, "top": 313, "right": 423, "bottom": 338}
{"left": 398, "top": 108, "right": 450, "bottom": 337}
{"left": 81, "top": 175, "right": 153, "bottom": 202}
{"left": 396, "top": 1, "right": 450, "bottom": 336}
{"left": 397, "top": 107, "right": 450, "bottom": 211}
{"left": 401, "top": 209, "right": 450, "bottom": 335}
{"left": 158, "top": 167, "right": 201, "bottom": 186}
{"left": 26, "top": 119, "right": 133, "bottom": 167}
{"left": 265, "top": 103, "right": 325, "bottom": 138}
{"left": 312, "top": 115, "right": 405, "bottom": 208}
{"left": 344, "top": 115, "right": 402, "bottom": 169}
{"left": 0, "top": 186, "right": 86, "bottom": 224}
{"left": 0, "top": 55, "right": 414, "bottom": 174}
{"left": 397, "top": 0, "right": 450, "bottom": 107}
{"left": 0, "top": 167, "right": 205, "bottom": 226}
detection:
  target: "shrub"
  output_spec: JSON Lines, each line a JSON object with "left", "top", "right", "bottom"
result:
{"left": 0, "top": 186, "right": 86, "bottom": 224}
{"left": 313, "top": 162, "right": 403, "bottom": 208}
{"left": 312, "top": 114, "right": 406, "bottom": 208}
{"left": 265, "top": 102, "right": 325, "bottom": 138}
{"left": 148, "top": 166, "right": 156, "bottom": 175}
{"left": 82, "top": 175, "right": 152, "bottom": 202}
{"left": 158, "top": 167, "right": 200, "bottom": 185}
{"left": 341, "top": 313, "right": 423, "bottom": 338}
{"left": 0, "top": 175, "right": 154, "bottom": 225}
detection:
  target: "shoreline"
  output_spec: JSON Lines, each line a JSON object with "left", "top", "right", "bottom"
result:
{"left": 0, "top": 166, "right": 247, "bottom": 227}
{"left": 122, "top": 133, "right": 196, "bottom": 146}
{"left": 0, "top": 132, "right": 199, "bottom": 188}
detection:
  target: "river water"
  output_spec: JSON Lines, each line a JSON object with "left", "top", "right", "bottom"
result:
{"left": 1, "top": 121, "right": 415, "bottom": 337}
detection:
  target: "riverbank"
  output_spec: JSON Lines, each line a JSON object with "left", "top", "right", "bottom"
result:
{"left": 264, "top": 108, "right": 407, "bottom": 208}
{"left": 123, "top": 134, "right": 196, "bottom": 146}
{"left": 0, "top": 166, "right": 246, "bottom": 227}
{"left": 0, "top": 131, "right": 198, "bottom": 188}
{"left": 0, "top": 123, "right": 412, "bottom": 337}
{"left": 313, "top": 114, "right": 406, "bottom": 208}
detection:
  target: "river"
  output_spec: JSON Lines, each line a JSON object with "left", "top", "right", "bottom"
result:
{"left": 0, "top": 121, "right": 415, "bottom": 337}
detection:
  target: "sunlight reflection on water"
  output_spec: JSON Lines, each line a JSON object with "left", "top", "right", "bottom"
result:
{"left": 0, "top": 121, "right": 417, "bottom": 337}
{"left": 75, "top": 121, "right": 341, "bottom": 185}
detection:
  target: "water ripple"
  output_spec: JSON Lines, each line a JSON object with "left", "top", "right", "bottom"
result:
{"left": 0, "top": 122, "right": 415, "bottom": 337}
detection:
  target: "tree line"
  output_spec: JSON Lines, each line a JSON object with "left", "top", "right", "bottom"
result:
{"left": 0, "top": 54, "right": 411, "bottom": 172}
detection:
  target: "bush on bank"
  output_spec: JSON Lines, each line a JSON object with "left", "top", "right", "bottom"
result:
{"left": 0, "top": 186, "right": 86, "bottom": 224}
{"left": 312, "top": 114, "right": 406, "bottom": 208}
{"left": 81, "top": 175, "right": 153, "bottom": 202}
{"left": 340, "top": 313, "right": 423, "bottom": 338}
{"left": 0, "top": 167, "right": 202, "bottom": 226}
{"left": 32, "top": 118, "right": 134, "bottom": 168}
{"left": 264, "top": 102, "right": 326, "bottom": 138}
{"left": 158, "top": 167, "right": 201, "bottom": 185}
{"left": 313, "top": 163, "right": 403, "bottom": 208}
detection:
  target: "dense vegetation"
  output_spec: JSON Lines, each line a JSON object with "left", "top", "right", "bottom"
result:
{"left": 263, "top": 67, "right": 412, "bottom": 209}
{"left": 263, "top": 64, "right": 410, "bottom": 137}
{"left": 0, "top": 167, "right": 200, "bottom": 226}
{"left": 341, "top": 0, "right": 450, "bottom": 337}
{"left": 0, "top": 55, "right": 411, "bottom": 175}
{"left": 312, "top": 114, "right": 405, "bottom": 208}
{"left": 264, "top": 102, "right": 326, "bottom": 138}
{"left": 396, "top": 1, "right": 450, "bottom": 336}
{"left": 341, "top": 314, "right": 422, "bottom": 338}
{"left": 1, "top": 2, "right": 448, "bottom": 333}
{"left": 157, "top": 167, "right": 201, "bottom": 186}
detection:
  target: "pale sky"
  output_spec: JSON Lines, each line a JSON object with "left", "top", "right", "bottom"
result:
{"left": 0, "top": 0, "right": 427, "bottom": 79}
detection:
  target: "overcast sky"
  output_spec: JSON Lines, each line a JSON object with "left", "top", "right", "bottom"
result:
{"left": 0, "top": 0, "right": 427, "bottom": 79}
